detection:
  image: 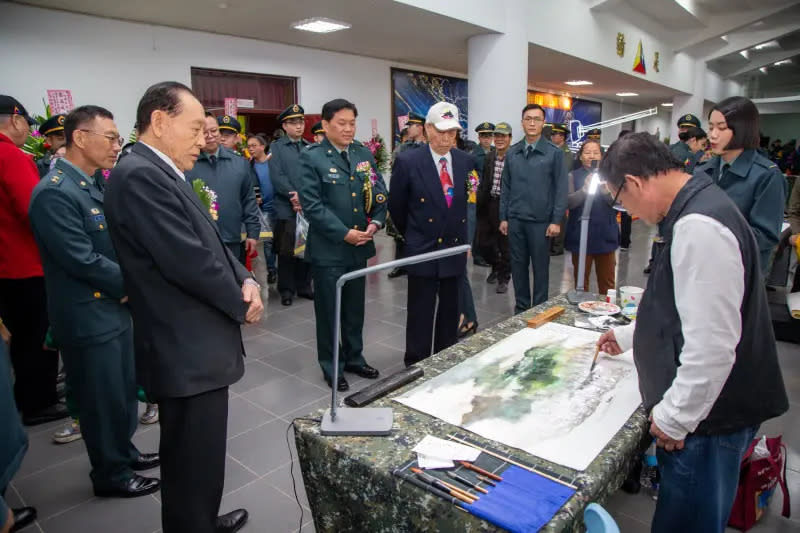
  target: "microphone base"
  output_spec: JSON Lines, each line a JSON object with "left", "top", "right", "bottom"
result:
{"left": 320, "top": 407, "right": 393, "bottom": 436}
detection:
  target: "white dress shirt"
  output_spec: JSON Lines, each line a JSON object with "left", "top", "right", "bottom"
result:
{"left": 613, "top": 213, "right": 745, "bottom": 441}
{"left": 430, "top": 147, "right": 453, "bottom": 177}
{"left": 139, "top": 142, "right": 186, "bottom": 181}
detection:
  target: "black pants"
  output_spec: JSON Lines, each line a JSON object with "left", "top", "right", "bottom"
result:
{"left": 0, "top": 277, "right": 58, "bottom": 415}
{"left": 61, "top": 328, "right": 139, "bottom": 487}
{"left": 274, "top": 218, "right": 312, "bottom": 298}
{"left": 225, "top": 242, "right": 247, "bottom": 266}
{"left": 159, "top": 386, "right": 229, "bottom": 533}
{"left": 476, "top": 198, "right": 510, "bottom": 281}
{"left": 404, "top": 275, "right": 460, "bottom": 367}
{"left": 620, "top": 212, "right": 632, "bottom": 248}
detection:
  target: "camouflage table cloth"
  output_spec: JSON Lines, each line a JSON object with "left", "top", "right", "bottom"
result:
{"left": 295, "top": 294, "right": 648, "bottom": 532}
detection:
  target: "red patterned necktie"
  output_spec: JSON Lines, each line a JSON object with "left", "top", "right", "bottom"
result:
{"left": 439, "top": 157, "right": 453, "bottom": 208}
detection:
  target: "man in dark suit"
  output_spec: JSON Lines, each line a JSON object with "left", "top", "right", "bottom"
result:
{"left": 105, "top": 82, "right": 262, "bottom": 533}
{"left": 389, "top": 102, "right": 472, "bottom": 367}
{"left": 29, "top": 106, "right": 160, "bottom": 498}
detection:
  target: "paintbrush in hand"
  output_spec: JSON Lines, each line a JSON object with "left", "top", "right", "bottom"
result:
{"left": 589, "top": 345, "right": 601, "bottom": 374}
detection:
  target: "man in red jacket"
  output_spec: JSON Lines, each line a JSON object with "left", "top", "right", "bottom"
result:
{"left": 0, "top": 95, "right": 66, "bottom": 425}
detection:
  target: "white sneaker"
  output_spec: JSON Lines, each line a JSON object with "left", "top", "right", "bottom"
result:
{"left": 53, "top": 419, "right": 82, "bottom": 444}
{"left": 139, "top": 403, "right": 159, "bottom": 425}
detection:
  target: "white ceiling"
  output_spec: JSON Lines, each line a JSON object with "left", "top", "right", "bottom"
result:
{"left": 11, "top": 0, "right": 492, "bottom": 73}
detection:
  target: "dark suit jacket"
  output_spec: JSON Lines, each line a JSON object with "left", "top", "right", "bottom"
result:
{"left": 104, "top": 143, "right": 251, "bottom": 400}
{"left": 388, "top": 146, "right": 472, "bottom": 278}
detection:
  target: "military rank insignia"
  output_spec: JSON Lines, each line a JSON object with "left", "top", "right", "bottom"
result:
{"left": 376, "top": 193, "right": 386, "bottom": 204}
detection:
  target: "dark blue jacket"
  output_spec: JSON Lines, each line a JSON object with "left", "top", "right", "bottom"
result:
{"left": 29, "top": 159, "right": 131, "bottom": 348}
{"left": 564, "top": 167, "right": 619, "bottom": 255}
{"left": 499, "top": 139, "right": 568, "bottom": 224}
{"left": 0, "top": 340, "right": 27, "bottom": 518}
{"left": 186, "top": 147, "right": 260, "bottom": 244}
{"left": 388, "top": 147, "right": 473, "bottom": 278}
{"left": 694, "top": 150, "right": 786, "bottom": 274}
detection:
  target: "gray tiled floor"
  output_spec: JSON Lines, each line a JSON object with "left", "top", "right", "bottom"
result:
{"left": 8, "top": 222, "right": 799, "bottom": 532}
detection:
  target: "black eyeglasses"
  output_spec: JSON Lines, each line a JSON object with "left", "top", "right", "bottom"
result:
{"left": 79, "top": 130, "right": 123, "bottom": 147}
{"left": 606, "top": 181, "right": 625, "bottom": 210}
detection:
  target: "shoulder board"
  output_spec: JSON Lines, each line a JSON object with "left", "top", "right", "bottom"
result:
{"left": 352, "top": 139, "right": 364, "bottom": 147}
{"left": 306, "top": 143, "right": 322, "bottom": 151}
{"left": 45, "top": 171, "right": 65, "bottom": 187}
{"left": 752, "top": 154, "right": 779, "bottom": 170}
{"left": 546, "top": 140, "right": 559, "bottom": 149}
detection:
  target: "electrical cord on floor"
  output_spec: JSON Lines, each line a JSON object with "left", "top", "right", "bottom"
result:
{"left": 287, "top": 417, "right": 321, "bottom": 533}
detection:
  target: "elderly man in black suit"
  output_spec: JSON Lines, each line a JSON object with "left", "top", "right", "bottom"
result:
{"left": 389, "top": 102, "right": 473, "bottom": 367}
{"left": 105, "top": 82, "right": 263, "bottom": 533}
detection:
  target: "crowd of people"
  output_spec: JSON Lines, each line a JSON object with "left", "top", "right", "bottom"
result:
{"left": 0, "top": 83, "right": 795, "bottom": 533}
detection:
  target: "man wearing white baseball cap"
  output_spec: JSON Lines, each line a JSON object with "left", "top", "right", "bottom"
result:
{"left": 389, "top": 102, "right": 476, "bottom": 366}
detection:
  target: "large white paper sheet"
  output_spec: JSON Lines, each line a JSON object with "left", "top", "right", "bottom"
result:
{"left": 395, "top": 322, "right": 642, "bottom": 471}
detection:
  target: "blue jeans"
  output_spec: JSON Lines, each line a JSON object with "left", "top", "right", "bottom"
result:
{"left": 652, "top": 425, "right": 758, "bottom": 533}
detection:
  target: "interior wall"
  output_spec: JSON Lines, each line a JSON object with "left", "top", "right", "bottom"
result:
{"left": 759, "top": 113, "right": 800, "bottom": 143}
{"left": 1, "top": 3, "right": 465, "bottom": 149}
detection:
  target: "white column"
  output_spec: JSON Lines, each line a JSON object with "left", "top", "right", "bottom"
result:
{"left": 670, "top": 59, "right": 706, "bottom": 142}
{"left": 467, "top": 0, "right": 528, "bottom": 141}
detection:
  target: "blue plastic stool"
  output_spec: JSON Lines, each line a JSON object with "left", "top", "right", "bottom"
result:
{"left": 584, "top": 503, "right": 620, "bottom": 533}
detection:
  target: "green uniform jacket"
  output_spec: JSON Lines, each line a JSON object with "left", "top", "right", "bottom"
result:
{"left": 36, "top": 153, "right": 53, "bottom": 178}
{"left": 269, "top": 135, "right": 310, "bottom": 220}
{"left": 29, "top": 159, "right": 130, "bottom": 348}
{"left": 669, "top": 141, "right": 692, "bottom": 169}
{"left": 297, "top": 138, "right": 388, "bottom": 266}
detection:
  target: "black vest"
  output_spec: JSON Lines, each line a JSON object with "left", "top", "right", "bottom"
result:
{"left": 633, "top": 175, "right": 788, "bottom": 435}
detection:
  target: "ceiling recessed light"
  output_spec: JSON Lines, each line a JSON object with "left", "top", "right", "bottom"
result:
{"left": 661, "top": 102, "right": 673, "bottom": 107}
{"left": 753, "top": 40, "right": 778, "bottom": 51}
{"left": 292, "top": 17, "right": 351, "bottom": 33}
{"left": 759, "top": 67, "right": 768, "bottom": 74}
{"left": 721, "top": 35, "right": 729, "bottom": 42}
{"left": 774, "top": 59, "right": 792, "bottom": 66}
{"left": 616, "top": 92, "right": 638, "bottom": 97}
{"left": 739, "top": 50, "right": 749, "bottom": 60}
{"left": 565, "top": 80, "right": 593, "bottom": 86}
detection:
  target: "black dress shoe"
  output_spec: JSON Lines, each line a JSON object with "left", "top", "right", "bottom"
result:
{"left": 387, "top": 267, "right": 407, "bottom": 278}
{"left": 281, "top": 296, "right": 293, "bottom": 306}
{"left": 344, "top": 364, "right": 380, "bottom": 379}
{"left": 23, "top": 403, "right": 68, "bottom": 426}
{"left": 486, "top": 271, "right": 498, "bottom": 284}
{"left": 496, "top": 281, "right": 508, "bottom": 294}
{"left": 10, "top": 507, "right": 36, "bottom": 532}
{"left": 297, "top": 290, "right": 315, "bottom": 300}
{"left": 267, "top": 271, "right": 277, "bottom": 284}
{"left": 643, "top": 266, "right": 652, "bottom": 274}
{"left": 131, "top": 452, "right": 160, "bottom": 471}
{"left": 473, "top": 257, "right": 490, "bottom": 267}
{"left": 56, "top": 380, "right": 66, "bottom": 399}
{"left": 324, "top": 375, "right": 349, "bottom": 391}
{"left": 94, "top": 474, "right": 160, "bottom": 498}
{"left": 216, "top": 508, "right": 249, "bottom": 533}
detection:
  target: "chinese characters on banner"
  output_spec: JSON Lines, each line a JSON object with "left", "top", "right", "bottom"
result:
{"left": 224, "top": 98, "right": 238, "bottom": 118}
{"left": 47, "top": 90, "right": 74, "bottom": 114}
{"left": 397, "top": 115, "right": 409, "bottom": 132}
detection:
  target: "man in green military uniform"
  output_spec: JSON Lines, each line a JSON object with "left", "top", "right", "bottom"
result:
{"left": 470, "top": 122, "right": 496, "bottom": 178}
{"left": 669, "top": 113, "right": 701, "bottom": 168}
{"left": 549, "top": 123, "right": 572, "bottom": 255}
{"left": 35, "top": 114, "right": 67, "bottom": 177}
{"left": 297, "top": 98, "right": 387, "bottom": 391}
{"left": 28, "top": 106, "right": 160, "bottom": 498}
{"left": 269, "top": 104, "right": 314, "bottom": 306}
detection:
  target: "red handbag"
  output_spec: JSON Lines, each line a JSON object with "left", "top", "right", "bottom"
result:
{"left": 728, "top": 435, "right": 791, "bottom": 531}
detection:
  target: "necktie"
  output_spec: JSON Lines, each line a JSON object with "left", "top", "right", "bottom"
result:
{"left": 209, "top": 155, "right": 217, "bottom": 167}
{"left": 295, "top": 141, "right": 302, "bottom": 152}
{"left": 341, "top": 150, "right": 350, "bottom": 167}
{"left": 439, "top": 157, "right": 454, "bottom": 208}
{"left": 526, "top": 145, "right": 533, "bottom": 159}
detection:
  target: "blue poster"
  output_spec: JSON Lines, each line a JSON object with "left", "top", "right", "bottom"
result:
{"left": 391, "top": 68, "right": 468, "bottom": 148}
{"left": 543, "top": 98, "right": 602, "bottom": 147}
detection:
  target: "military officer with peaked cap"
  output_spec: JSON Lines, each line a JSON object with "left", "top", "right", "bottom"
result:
{"left": 670, "top": 113, "right": 701, "bottom": 168}
{"left": 36, "top": 114, "right": 67, "bottom": 177}
{"left": 297, "top": 98, "right": 387, "bottom": 391}
{"left": 311, "top": 121, "right": 326, "bottom": 144}
{"left": 216, "top": 115, "right": 243, "bottom": 152}
{"left": 268, "top": 104, "right": 314, "bottom": 306}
